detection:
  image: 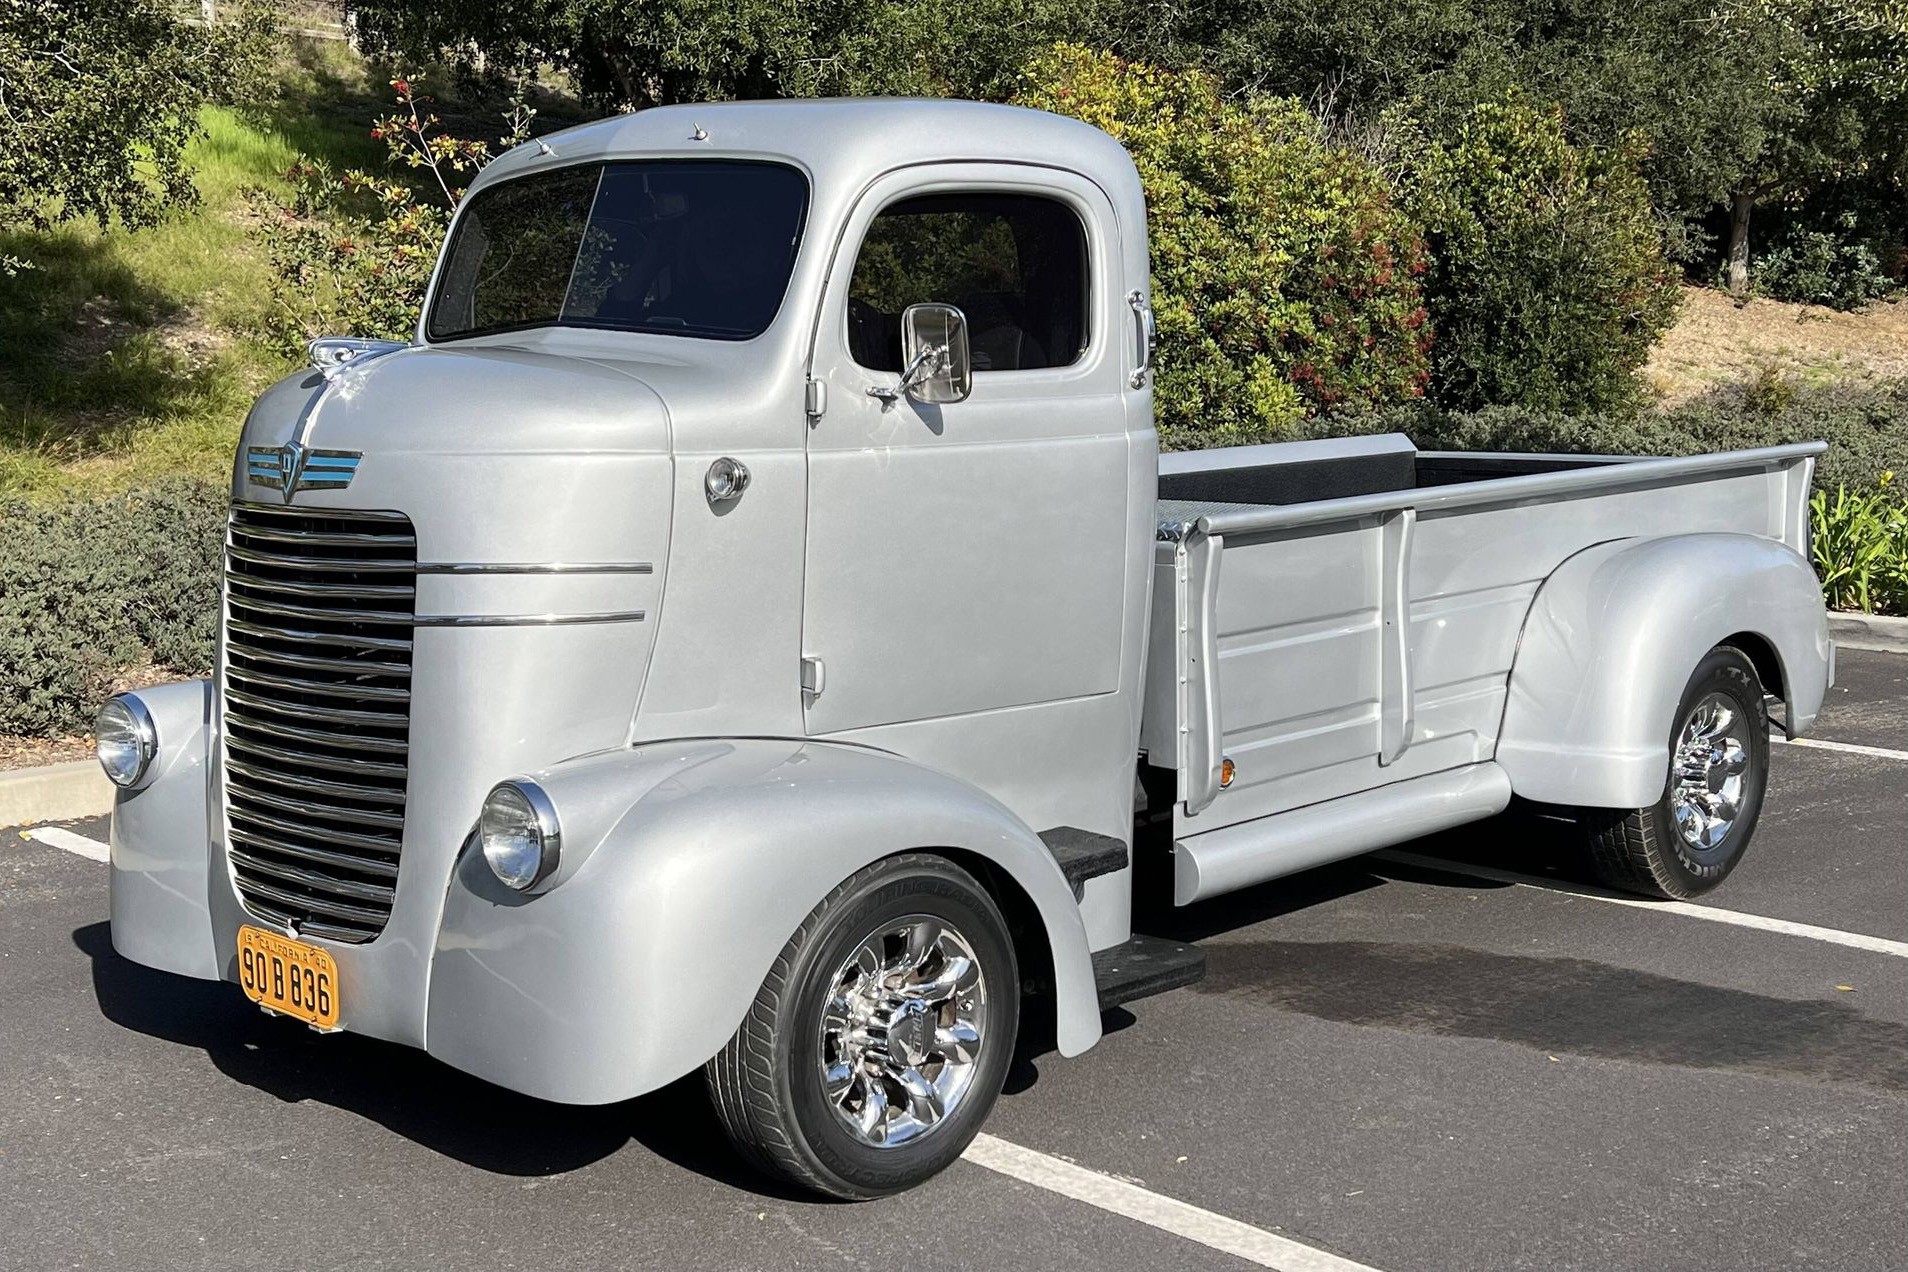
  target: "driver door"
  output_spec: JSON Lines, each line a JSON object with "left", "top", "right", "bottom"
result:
{"left": 801, "top": 164, "right": 1131, "bottom": 737}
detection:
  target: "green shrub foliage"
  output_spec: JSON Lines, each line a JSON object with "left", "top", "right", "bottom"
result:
{"left": 1296, "top": 378, "right": 1908, "bottom": 494}
{"left": 1297, "top": 378, "right": 1908, "bottom": 612}
{"left": 0, "top": 481, "right": 224, "bottom": 737}
{"left": 1404, "top": 96, "right": 1682, "bottom": 413}
{"left": 0, "top": 0, "right": 271, "bottom": 272}
{"left": 1017, "top": 46, "right": 1431, "bottom": 449}
{"left": 1811, "top": 477, "right": 1908, "bottom": 615}
{"left": 252, "top": 78, "right": 522, "bottom": 352}
{"left": 1752, "top": 214, "right": 1895, "bottom": 311}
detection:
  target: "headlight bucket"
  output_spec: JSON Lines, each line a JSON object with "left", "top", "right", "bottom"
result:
{"left": 95, "top": 695, "right": 158, "bottom": 790}
{"left": 479, "top": 780, "right": 561, "bottom": 891}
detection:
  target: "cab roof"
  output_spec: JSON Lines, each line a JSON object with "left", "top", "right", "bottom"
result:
{"left": 473, "top": 98, "right": 1142, "bottom": 211}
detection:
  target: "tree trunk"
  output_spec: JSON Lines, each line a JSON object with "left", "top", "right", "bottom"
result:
{"left": 1726, "top": 189, "right": 1755, "bottom": 296}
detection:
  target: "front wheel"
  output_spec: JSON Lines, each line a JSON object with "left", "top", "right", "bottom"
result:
{"left": 1579, "top": 645, "right": 1771, "bottom": 899}
{"left": 705, "top": 853, "right": 1018, "bottom": 1199}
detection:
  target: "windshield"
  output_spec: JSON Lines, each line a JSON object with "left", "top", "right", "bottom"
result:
{"left": 427, "top": 160, "right": 809, "bottom": 342}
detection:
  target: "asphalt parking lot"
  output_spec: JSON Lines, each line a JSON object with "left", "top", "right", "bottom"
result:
{"left": 3, "top": 648, "right": 1903, "bottom": 1272}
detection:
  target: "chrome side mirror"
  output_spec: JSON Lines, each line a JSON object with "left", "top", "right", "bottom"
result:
{"left": 881, "top": 303, "right": 970, "bottom": 405}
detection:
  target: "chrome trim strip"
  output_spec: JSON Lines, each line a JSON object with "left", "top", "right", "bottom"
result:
{"left": 224, "top": 710, "right": 408, "bottom": 754}
{"left": 231, "top": 501, "right": 410, "bottom": 523}
{"left": 415, "top": 561, "right": 654, "bottom": 575}
{"left": 225, "top": 686, "right": 408, "bottom": 728}
{"left": 283, "top": 915, "right": 377, "bottom": 943}
{"left": 413, "top": 609, "right": 647, "bottom": 626}
{"left": 225, "top": 640, "right": 410, "bottom": 679}
{"left": 227, "top": 803, "right": 403, "bottom": 856}
{"left": 226, "top": 663, "right": 411, "bottom": 703}
{"left": 227, "top": 593, "right": 416, "bottom": 628}
{"left": 228, "top": 575, "right": 414, "bottom": 601}
{"left": 227, "top": 781, "right": 406, "bottom": 831}
{"left": 224, "top": 735, "right": 407, "bottom": 780}
{"left": 233, "top": 876, "right": 391, "bottom": 926}
{"left": 225, "top": 616, "right": 412, "bottom": 652}
{"left": 227, "top": 848, "right": 398, "bottom": 902}
{"left": 225, "top": 757, "right": 406, "bottom": 805}
{"left": 227, "top": 542, "right": 417, "bottom": 574}
{"left": 231, "top": 523, "right": 417, "bottom": 549}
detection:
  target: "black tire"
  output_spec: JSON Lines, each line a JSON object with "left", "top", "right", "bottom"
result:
{"left": 1580, "top": 645, "right": 1770, "bottom": 899}
{"left": 704, "top": 853, "right": 1019, "bottom": 1199}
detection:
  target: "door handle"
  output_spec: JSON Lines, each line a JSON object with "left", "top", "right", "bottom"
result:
{"left": 1127, "top": 290, "right": 1155, "bottom": 389}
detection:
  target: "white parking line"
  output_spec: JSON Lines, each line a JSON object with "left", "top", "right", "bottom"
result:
{"left": 1775, "top": 736, "right": 1908, "bottom": 762}
{"left": 1375, "top": 849, "right": 1908, "bottom": 959}
{"left": 963, "top": 1133, "right": 1383, "bottom": 1272}
{"left": 18, "top": 825, "right": 110, "bottom": 863}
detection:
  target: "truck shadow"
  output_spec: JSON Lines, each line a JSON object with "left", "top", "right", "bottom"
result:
{"left": 71, "top": 922, "right": 815, "bottom": 1197}
{"left": 1188, "top": 937, "right": 1908, "bottom": 1094}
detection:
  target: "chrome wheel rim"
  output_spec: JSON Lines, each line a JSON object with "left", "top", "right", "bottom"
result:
{"left": 1670, "top": 693, "right": 1752, "bottom": 855}
{"left": 817, "top": 916, "right": 987, "bottom": 1148}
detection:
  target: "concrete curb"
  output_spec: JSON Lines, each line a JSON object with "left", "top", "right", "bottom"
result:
{"left": 0, "top": 759, "right": 112, "bottom": 830}
{"left": 1830, "top": 611, "right": 1908, "bottom": 654}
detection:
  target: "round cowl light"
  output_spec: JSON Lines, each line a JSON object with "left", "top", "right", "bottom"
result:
{"left": 479, "top": 781, "right": 560, "bottom": 891}
{"left": 94, "top": 696, "right": 157, "bottom": 789}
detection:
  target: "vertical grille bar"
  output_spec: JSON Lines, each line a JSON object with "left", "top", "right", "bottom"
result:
{"left": 222, "top": 504, "right": 416, "bottom": 944}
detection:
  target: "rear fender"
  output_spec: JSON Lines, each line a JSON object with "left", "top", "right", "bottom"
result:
{"left": 1497, "top": 534, "right": 1830, "bottom": 810}
{"left": 426, "top": 738, "right": 1100, "bottom": 1105}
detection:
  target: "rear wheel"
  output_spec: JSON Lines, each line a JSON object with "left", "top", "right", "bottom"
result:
{"left": 1580, "top": 645, "right": 1770, "bottom": 899}
{"left": 705, "top": 853, "right": 1018, "bottom": 1199}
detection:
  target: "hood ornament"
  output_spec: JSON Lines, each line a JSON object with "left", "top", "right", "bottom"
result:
{"left": 307, "top": 337, "right": 407, "bottom": 381}
{"left": 247, "top": 439, "right": 361, "bottom": 503}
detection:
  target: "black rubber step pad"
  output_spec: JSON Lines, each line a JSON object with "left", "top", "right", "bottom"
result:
{"left": 1038, "top": 826, "right": 1128, "bottom": 893}
{"left": 1091, "top": 934, "right": 1207, "bottom": 1011}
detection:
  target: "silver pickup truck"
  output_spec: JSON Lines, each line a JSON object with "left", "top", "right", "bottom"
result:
{"left": 101, "top": 99, "right": 1832, "bottom": 1198}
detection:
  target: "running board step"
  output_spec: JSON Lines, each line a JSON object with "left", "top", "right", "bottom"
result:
{"left": 1038, "top": 826, "right": 1128, "bottom": 894}
{"left": 1091, "top": 934, "right": 1207, "bottom": 1011}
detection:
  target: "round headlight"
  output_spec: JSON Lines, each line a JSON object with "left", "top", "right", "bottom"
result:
{"left": 95, "top": 696, "right": 157, "bottom": 789}
{"left": 479, "top": 781, "right": 560, "bottom": 891}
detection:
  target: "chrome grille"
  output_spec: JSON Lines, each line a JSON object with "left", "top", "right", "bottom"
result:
{"left": 222, "top": 504, "right": 415, "bottom": 943}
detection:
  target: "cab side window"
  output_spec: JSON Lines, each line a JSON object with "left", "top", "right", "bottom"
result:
{"left": 847, "top": 193, "right": 1088, "bottom": 373}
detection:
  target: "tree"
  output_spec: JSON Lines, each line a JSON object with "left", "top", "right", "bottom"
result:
{"left": 341, "top": 0, "right": 1116, "bottom": 107}
{"left": 1017, "top": 46, "right": 1432, "bottom": 449}
{"left": 1403, "top": 95, "right": 1682, "bottom": 412}
{"left": 0, "top": 0, "right": 268, "bottom": 271}
{"left": 1127, "top": 0, "right": 1908, "bottom": 292}
{"left": 1719, "top": 0, "right": 1908, "bottom": 293}
{"left": 1120, "top": 0, "right": 1795, "bottom": 256}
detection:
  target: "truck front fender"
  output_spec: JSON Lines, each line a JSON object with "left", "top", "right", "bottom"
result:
{"left": 108, "top": 679, "right": 220, "bottom": 981}
{"left": 1496, "top": 534, "right": 1830, "bottom": 810}
{"left": 425, "top": 738, "right": 1101, "bottom": 1105}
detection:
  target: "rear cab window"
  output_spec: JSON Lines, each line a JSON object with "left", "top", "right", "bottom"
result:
{"left": 428, "top": 160, "right": 809, "bottom": 342}
{"left": 846, "top": 193, "right": 1089, "bottom": 373}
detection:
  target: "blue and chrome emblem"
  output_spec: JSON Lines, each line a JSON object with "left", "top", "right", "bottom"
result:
{"left": 246, "top": 441, "right": 361, "bottom": 504}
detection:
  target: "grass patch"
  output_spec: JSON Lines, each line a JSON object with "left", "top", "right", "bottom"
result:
{"left": 0, "top": 40, "right": 585, "bottom": 500}
{"left": 0, "top": 41, "right": 387, "bottom": 499}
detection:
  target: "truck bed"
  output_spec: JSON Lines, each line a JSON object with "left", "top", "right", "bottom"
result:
{"left": 1141, "top": 433, "right": 1822, "bottom": 876}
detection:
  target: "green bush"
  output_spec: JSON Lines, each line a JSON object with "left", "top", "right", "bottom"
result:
{"left": 1402, "top": 95, "right": 1682, "bottom": 414}
{"left": 1297, "top": 378, "right": 1908, "bottom": 612}
{"left": 1017, "top": 46, "right": 1432, "bottom": 450}
{"left": 1296, "top": 378, "right": 1908, "bottom": 494}
{"left": 0, "top": 0, "right": 273, "bottom": 273}
{"left": 0, "top": 481, "right": 225, "bottom": 737}
{"left": 253, "top": 77, "right": 522, "bottom": 352}
{"left": 1752, "top": 215, "right": 1895, "bottom": 311}
{"left": 1811, "top": 479, "right": 1908, "bottom": 615}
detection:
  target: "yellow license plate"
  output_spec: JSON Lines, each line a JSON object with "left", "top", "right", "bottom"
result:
{"left": 237, "top": 925, "right": 340, "bottom": 1029}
